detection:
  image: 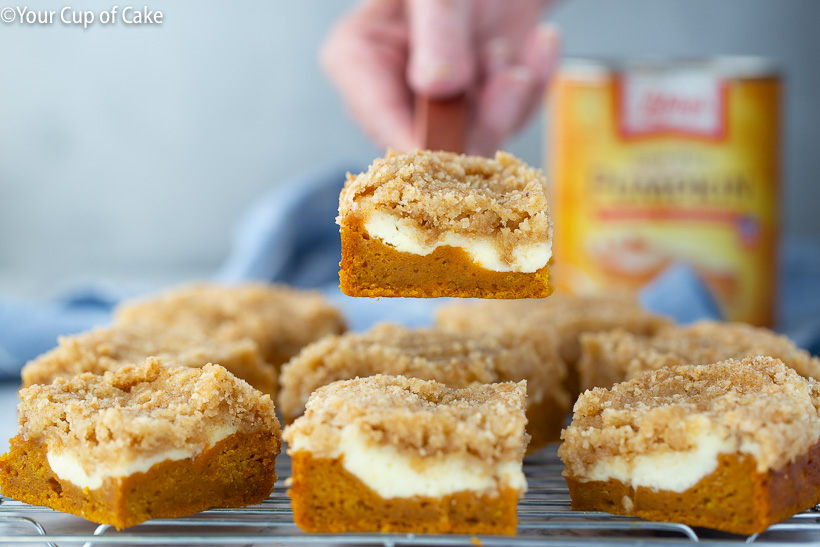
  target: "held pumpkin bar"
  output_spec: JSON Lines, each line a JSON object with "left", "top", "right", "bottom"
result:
{"left": 577, "top": 320, "right": 820, "bottom": 391}
{"left": 0, "top": 358, "right": 281, "bottom": 530}
{"left": 21, "top": 323, "right": 278, "bottom": 397}
{"left": 283, "top": 375, "right": 528, "bottom": 534}
{"left": 436, "top": 293, "right": 671, "bottom": 395}
{"left": 114, "top": 282, "right": 346, "bottom": 373}
{"left": 337, "top": 150, "right": 553, "bottom": 298}
{"left": 559, "top": 356, "right": 820, "bottom": 535}
{"left": 278, "top": 323, "right": 569, "bottom": 450}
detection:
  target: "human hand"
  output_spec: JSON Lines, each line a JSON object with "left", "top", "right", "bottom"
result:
{"left": 321, "top": 0, "right": 560, "bottom": 156}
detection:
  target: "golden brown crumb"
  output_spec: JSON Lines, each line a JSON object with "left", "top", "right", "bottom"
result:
{"left": 578, "top": 320, "right": 820, "bottom": 391}
{"left": 559, "top": 356, "right": 820, "bottom": 476}
{"left": 338, "top": 150, "right": 551, "bottom": 248}
{"left": 278, "top": 323, "right": 567, "bottom": 423}
{"left": 436, "top": 293, "right": 671, "bottom": 369}
{"left": 21, "top": 324, "right": 277, "bottom": 395}
{"left": 114, "top": 282, "right": 346, "bottom": 366}
{"left": 16, "top": 358, "right": 281, "bottom": 472}
{"left": 283, "top": 375, "right": 528, "bottom": 464}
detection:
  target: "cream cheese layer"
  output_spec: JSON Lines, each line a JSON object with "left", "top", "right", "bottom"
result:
{"left": 47, "top": 425, "right": 238, "bottom": 490}
{"left": 363, "top": 210, "right": 551, "bottom": 273}
{"left": 290, "top": 426, "right": 526, "bottom": 499}
{"left": 584, "top": 431, "right": 738, "bottom": 493}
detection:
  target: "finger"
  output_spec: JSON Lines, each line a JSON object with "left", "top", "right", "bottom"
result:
{"left": 320, "top": 6, "right": 417, "bottom": 150}
{"left": 407, "top": 0, "right": 476, "bottom": 98}
{"left": 481, "top": 37, "right": 514, "bottom": 79}
{"left": 516, "top": 24, "right": 561, "bottom": 124}
{"left": 466, "top": 65, "right": 537, "bottom": 156}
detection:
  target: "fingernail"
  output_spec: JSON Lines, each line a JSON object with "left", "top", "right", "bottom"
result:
{"left": 486, "top": 38, "right": 512, "bottom": 75}
{"left": 509, "top": 66, "right": 536, "bottom": 84}
{"left": 486, "top": 67, "right": 534, "bottom": 133}
{"left": 412, "top": 62, "right": 468, "bottom": 97}
{"left": 535, "top": 25, "right": 560, "bottom": 62}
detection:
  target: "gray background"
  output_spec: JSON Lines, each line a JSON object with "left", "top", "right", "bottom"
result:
{"left": 1, "top": 0, "right": 817, "bottom": 298}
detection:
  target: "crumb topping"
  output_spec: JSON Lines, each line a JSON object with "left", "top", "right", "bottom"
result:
{"left": 579, "top": 320, "right": 820, "bottom": 390}
{"left": 437, "top": 293, "right": 671, "bottom": 364}
{"left": 16, "top": 358, "right": 281, "bottom": 470}
{"left": 21, "top": 324, "right": 274, "bottom": 389}
{"left": 278, "top": 323, "right": 564, "bottom": 422}
{"left": 283, "top": 374, "right": 528, "bottom": 463}
{"left": 114, "top": 283, "right": 346, "bottom": 364}
{"left": 559, "top": 356, "right": 820, "bottom": 475}
{"left": 338, "top": 150, "right": 551, "bottom": 246}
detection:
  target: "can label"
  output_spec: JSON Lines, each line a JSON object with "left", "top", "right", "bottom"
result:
{"left": 549, "top": 62, "right": 780, "bottom": 326}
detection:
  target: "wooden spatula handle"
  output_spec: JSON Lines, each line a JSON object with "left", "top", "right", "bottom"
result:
{"left": 414, "top": 94, "right": 467, "bottom": 153}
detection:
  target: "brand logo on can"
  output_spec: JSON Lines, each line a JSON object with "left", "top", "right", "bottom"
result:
{"left": 617, "top": 72, "right": 727, "bottom": 139}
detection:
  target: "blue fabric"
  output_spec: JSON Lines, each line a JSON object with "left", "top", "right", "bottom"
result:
{"left": 0, "top": 162, "right": 818, "bottom": 378}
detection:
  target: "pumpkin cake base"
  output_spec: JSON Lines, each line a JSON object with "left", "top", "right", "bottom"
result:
{"left": 340, "top": 222, "right": 552, "bottom": 299}
{"left": 0, "top": 431, "right": 278, "bottom": 530}
{"left": 290, "top": 452, "right": 519, "bottom": 534}
{"left": 566, "top": 442, "right": 820, "bottom": 536}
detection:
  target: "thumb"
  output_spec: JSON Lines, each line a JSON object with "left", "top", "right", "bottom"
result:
{"left": 407, "top": 0, "right": 476, "bottom": 98}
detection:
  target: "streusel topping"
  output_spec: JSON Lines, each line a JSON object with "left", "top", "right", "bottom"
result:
{"left": 17, "top": 358, "right": 280, "bottom": 470}
{"left": 338, "top": 150, "right": 550, "bottom": 244}
{"left": 283, "top": 374, "right": 528, "bottom": 463}
{"left": 619, "top": 321, "right": 820, "bottom": 380}
{"left": 114, "top": 283, "right": 345, "bottom": 363}
{"left": 437, "top": 293, "right": 671, "bottom": 364}
{"left": 278, "top": 323, "right": 563, "bottom": 422}
{"left": 560, "top": 356, "right": 820, "bottom": 475}
{"left": 21, "top": 324, "right": 272, "bottom": 388}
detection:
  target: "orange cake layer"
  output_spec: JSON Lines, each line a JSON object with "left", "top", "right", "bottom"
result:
{"left": 0, "top": 431, "right": 278, "bottom": 530}
{"left": 337, "top": 150, "right": 553, "bottom": 299}
{"left": 0, "top": 359, "right": 281, "bottom": 529}
{"left": 437, "top": 293, "right": 671, "bottom": 395}
{"left": 577, "top": 320, "right": 820, "bottom": 391}
{"left": 566, "top": 442, "right": 820, "bottom": 536}
{"left": 114, "top": 282, "right": 345, "bottom": 369}
{"left": 339, "top": 220, "right": 552, "bottom": 298}
{"left": 559, "top": 357, "right": 820, "bottom": 535}
{"left": 21, "top": 324, "right": 278, "bottom": 396}
{"left": 290, "top": 452, "right": 519, "bottom": 535}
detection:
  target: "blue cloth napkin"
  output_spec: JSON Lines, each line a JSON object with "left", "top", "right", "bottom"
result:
{"left": 0, "top": 162, "right": 818, "bottom": 378}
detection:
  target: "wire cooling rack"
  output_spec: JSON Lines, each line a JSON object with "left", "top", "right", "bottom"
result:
{"left": 0, "top": 445, "right": 819, "bottom": 546}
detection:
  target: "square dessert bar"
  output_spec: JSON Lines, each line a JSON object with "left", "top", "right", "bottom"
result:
{"left": 437, "top": 293, "right": 671, "bottom": 395}
{"left": 0, "top": 358, "right": 281, "bottom": 530}
{"left": 114, "top": 282, "right": 346, "bottom": 372}
{"left": 21, "top": 323, "right": 278, "bottom": 396}
{"left": 337, "top": 150, "right": 553, "bottom": 298}
{"left": 278, "top": 323, "right": 569, "bottom": 450}
{"left": 283, "top": 374, "right": 528, "bottom": 535}
{"left": 577, "top": 320, "right": 820, "bottom": 391}
{"left": 559, "top": 356, "right": 820, "bottom": 535}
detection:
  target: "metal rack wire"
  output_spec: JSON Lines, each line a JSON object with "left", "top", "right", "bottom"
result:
{"left": 0, "top": 445, "right": 818, "bottom": 546}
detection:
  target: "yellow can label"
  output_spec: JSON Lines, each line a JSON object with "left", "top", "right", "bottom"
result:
{"left": 548, "top": 65, "right": 780, "bottom": 326}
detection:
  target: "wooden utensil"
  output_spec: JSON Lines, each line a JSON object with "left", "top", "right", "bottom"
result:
{"left": 414, "top": 94, "right": 467, "bottom": 153}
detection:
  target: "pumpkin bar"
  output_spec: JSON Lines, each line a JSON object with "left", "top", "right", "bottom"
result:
{"left": 577, "top": 320, "right": 820, "bottom": 391}
{"left": 437, "top": 293, "right": 671, "bottom": 395}
{"left": 278, "top": 323, "right": 568, "bottom": 450}
{"left": 0, "top": 358, "right": 281, "bottom": 530}
{"left": 559, "top": 356, "right": 820, "bottom": 535}
{"left": 21, "top": 323, "right": 278, "bottom": 396}
{"left": 337, "top": 150, "right": 553, "bottom": 298}
{"left": 114, "top": 282, "right": 345, "bottom": 372}
{"left": 283, "top": 374, "right": 528, "bottom": 534}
